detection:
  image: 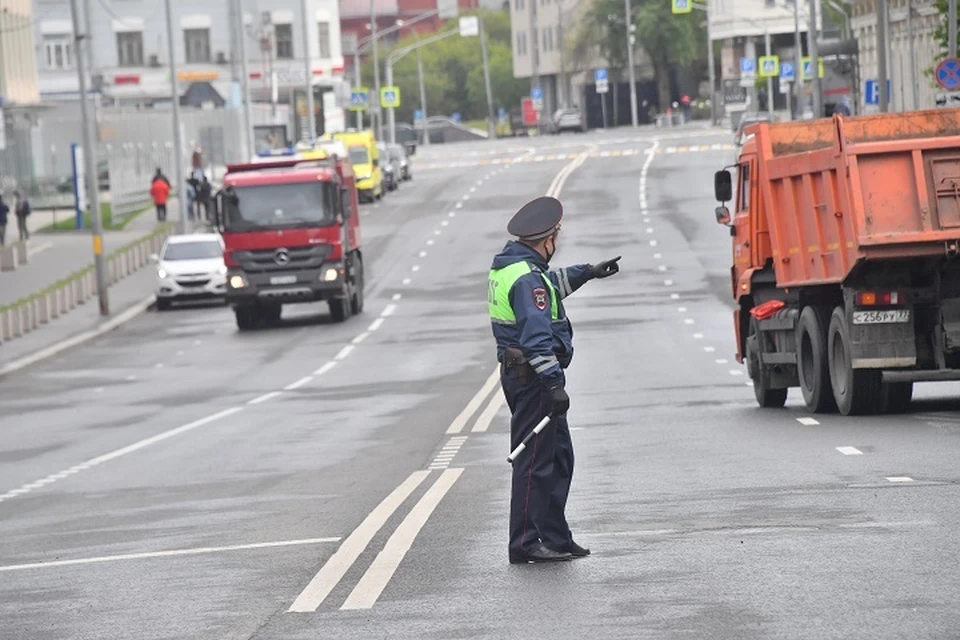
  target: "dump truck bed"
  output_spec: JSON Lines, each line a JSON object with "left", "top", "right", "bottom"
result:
{"left": 750, "top": 109, "right": 960, "bottom": 288}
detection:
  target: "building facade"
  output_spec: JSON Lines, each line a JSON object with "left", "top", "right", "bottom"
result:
{"left": 851, "top": 0, "right": 940, "bottom": 113}
{"left": 31, "top": 0, "right": 344, "bottom": 105}
{"left": 1, "top": 0, "right": 41, "bottom": 106}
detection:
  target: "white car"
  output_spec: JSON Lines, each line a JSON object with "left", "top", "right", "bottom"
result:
{"left": 153, "top": 233, "right": 227, "bottom": 310}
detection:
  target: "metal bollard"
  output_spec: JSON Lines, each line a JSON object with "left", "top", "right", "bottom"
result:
{"left": 38, "top": 295, "right": 50, "bottom": 324}
{"left": 14, "top": 241, "right": 27, "bottom": 265}
{"left": 0, "top": 246, "right": 16, "bottom": 271}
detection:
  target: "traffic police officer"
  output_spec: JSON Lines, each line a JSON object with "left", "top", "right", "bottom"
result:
{"left": 488, "top": 196, "right": 621, "bottom": 564}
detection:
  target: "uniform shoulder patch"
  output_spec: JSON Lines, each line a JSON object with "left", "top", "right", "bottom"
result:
{"left": 532, "top": 287, "right": 548, "bottom": 311}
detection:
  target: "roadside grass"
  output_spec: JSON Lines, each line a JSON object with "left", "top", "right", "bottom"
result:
{"left": 39, "top": 202, "right": 151, "bottom": 233}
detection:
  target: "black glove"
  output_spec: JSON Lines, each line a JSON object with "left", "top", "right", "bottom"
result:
{"left": 588, "top": 256, "right": 622, "bottom": 279}
{"left": 550, "top": 385, "right": 570, "bottom": 415}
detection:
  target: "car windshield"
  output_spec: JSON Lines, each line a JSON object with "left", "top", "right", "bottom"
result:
{"left": 162, "top": 240, "right": 222, "bottom": 261}
{"left": 349, "top": 147, "right": 370, "bottom": 165}
{"left": 224, "top": 182, "right": 334, "bottom": 231}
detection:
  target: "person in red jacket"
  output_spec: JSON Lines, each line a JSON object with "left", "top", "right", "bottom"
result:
{"left": 150, "top": 169, "right": 171, "bottom": 222}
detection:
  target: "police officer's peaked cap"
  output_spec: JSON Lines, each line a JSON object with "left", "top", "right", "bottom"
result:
{"left": 508, "top": 196, "right": 563, "bottom": 241}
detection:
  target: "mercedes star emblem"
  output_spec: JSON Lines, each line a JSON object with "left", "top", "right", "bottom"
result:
{"left": 274, "top": 249, "right": 291, "bottom": 266}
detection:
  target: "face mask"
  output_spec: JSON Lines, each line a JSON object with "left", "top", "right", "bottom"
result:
{"left": 545, "top": 235, "right": 557, "bottom": 262}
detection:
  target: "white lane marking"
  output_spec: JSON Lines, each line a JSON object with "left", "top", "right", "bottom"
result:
{"left": 177, "top": 351, "right": 185, "bottom": 356}
{"left": 658, "top": 265, "right": 668, "bottom": 272}
{"left": 693, "top": 333, "right": 704, "bottom": 339}
{"left": 797, "top": 417, "right": 820, "bottom": 426}
{"left": 715, "top": 359, "right": 729, "bottom": 364}
{"left": 155, "top": 363, "right": 164, "bottom": 369}
{"left": 470, "top": 186, "right": 477, "bottom": 193}
{"left": 419, "top": 251, "right": 427, "bottom": 258}
{"left": 455, "top": 202, "right": 463, "bottom": 209}
{"left": 341, "top": 468, "right": 464, "bottom": 610}
{"left": 0, "top": 538, "right": 341, "bottom": 573}
{"left": 463, "top": 195, "right": 471, "bottom": 201}
{"left": 284, "top": 376, "right": 314, "bottom": 391}
{"left": 352, "top": 332, "right": 370, "bottom": 345}
{"left": 703, "top": 346, "right": 716, "bottom": 352}
{"left": 392, "top": 293, "right": 402, "bottom": 301}
{"left": 837, "top": 446, "right": 864, "bottom": 456}
{"left": 664, "top": 279, "right": 673, "bottom": 286}
{"left": 886, "top": 477, "right": 915, "bottom": 483}
{"left": 471, "top": 392, "right": 505, "bottom": 433}
{"left": 26, "top": 241, "right": 54, "bottom": 258}
{"left": 434, "top": 230, "right": 442, "bottom": 236}
{"left": 670, "top": 293, "right": 680, "bottom": 299}
{"left": 729, "top": 369, "right": 744, "bottom": 376}
{"left": 654, "top": 253, "right": 663, "bottom": 259}
{"left": 193, "top": 340, "right": 203, "bottom": 346}
{"left": 447, "top": 213, "right": 455, "bottom": 218}
{"left": 288, "top": 470, "right": 432, "bottom": 612}
{"left": 335, "top": 345, "right": 355, "bottom": 361}
{"left": 650, "top": 240, "right": 658, "bottom": 247}
{"left": 441, "top": 220, "right": 449, "bottom": 227}
{"left": 646, "top": 228, "right": 654, "bottom": 234}
{"left": 314, "top": 362, "right": 337, "bottom": 376}
{"left": 367, "top": 318, "right": 385, "bottom": 332}
{"left": 427, "top": 239, "right": 436, "bottom": 245}
{"left": 381, "top": 304, "right": 397, "bottom": 317}
{"left": 433, "top": 454, "right": 457, "bottom": 461}
{"left": 249, "top": 391, "right": 284, "bottom": 405}
{"left": 684, "top": 319, "right": 695, "bottom": 325}
{"left": 402, "top": 278, "right": 412, "bottom": 285}
{"left": 677, "top": 307, "right": 687, "bottom": 312}
{"left": 447, "top": 367, "right": 501, "bottom": 434}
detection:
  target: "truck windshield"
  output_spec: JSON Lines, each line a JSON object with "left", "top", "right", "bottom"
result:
{"left": 348, "top": 147, "right": 370, "bottom": 165}
{"left": 224, "top": 182, "right": 334, "bottom": 231}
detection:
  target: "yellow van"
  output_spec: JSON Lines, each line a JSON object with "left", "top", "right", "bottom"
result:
{"left": 334, "top": 130, "right": 383, "bottom": 202}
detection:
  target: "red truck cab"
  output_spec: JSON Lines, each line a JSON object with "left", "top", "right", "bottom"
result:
{"left": 217, "top": 150, "right": 363, "bottom": 330}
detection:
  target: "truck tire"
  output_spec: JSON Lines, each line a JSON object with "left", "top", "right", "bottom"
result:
{"left": 828, "top": 306, "right": 883, "bottom": 416}
{"left": 747, "top": 316, "right": 787, "bottom": 408}
{"left": 235, "top": 306, "right": 257, "bottom": 331}
{"left": 329, "top": 297, "right": 352, "bottom": 322}
{"left": 880, "top": 382, "right": 913, "bottom": 414}
{"left": 351, "top": 258, "right": 364, "bottom": 315}
{"left": 797, "top": 306, "right": 837, "bottom": 413}
{"left": 262, "top": 304, "right": 282, "bottom": 327}
{"left": 156, "top": 298, "right": 171, "bottom": 312}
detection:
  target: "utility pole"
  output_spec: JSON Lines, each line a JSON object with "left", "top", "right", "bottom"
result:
{"left": 907, "top": 0, "right": 918, "bottom": 110}
{"left": 624, "top": 0, "right": 638, "bottom": 127}
{"left": 951, "top": 0, "right": 958, "bottom": 58}
{"left": 371, "top": 0, "right": 383, "bottom": 140}
{"left": 558, "top": 1, "right": 567, "bottom": 107}
{"left": 236, "top": 0, "right": 254, "bottom": 159}
{"left": 877, "top": 0, "right": 889, "bottom": 112}
{"left": 480, "top": 17, "right": 496, "bottom": 139}
{"left": 705, "top": 1, "right": 717, "bottom": 125}
{"left": 354, "top": 51, "right": 364, "bottom": 129}
{"left": 793, "top": 0, "right": 804, "bottom": 119}
{"left": 386, "top": 62, "right": 396, "bottom": 143}
{"left": 808, "top": 0, "right": 822, "bottom": 117}
{"left": 163, "top": 0, "right": 188, "bottom": 234}
{"left": 530, "top": 0, "right": 541, "bottom": 124}
{"left": 417, "top": 48, "right": 430, "bottom": 146}
{"left": 69, "top": 0, "right": 109, "bottom": 316}
{"left": 300, "top": 0, "right": 316, "bottom": 143}
{"left": 765, "top": 30, "right": 774, "bottom": 118}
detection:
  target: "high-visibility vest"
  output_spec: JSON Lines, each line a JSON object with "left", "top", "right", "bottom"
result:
{"left": 488, "top": 261, "right": 559, "bottom": 324}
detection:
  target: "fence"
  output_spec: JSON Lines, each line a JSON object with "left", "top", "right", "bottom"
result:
{"left": 0, "top": 224, "right": 173, "bottom": 345}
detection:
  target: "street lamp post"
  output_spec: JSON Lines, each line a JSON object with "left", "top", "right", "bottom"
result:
{"left": 163, "top": 0, "right": 188, "bottom": 234}
{"left": 624, "top": 0, "right": 639, "bottom": 127}
{"left": 689, "top": 3, "right": 718, "bottom": 125}
{"left": 235, "top": 0, "right": 254, "bottom": 159}
{"left": 300, "top": 0, "right": 316, "bottom": 144}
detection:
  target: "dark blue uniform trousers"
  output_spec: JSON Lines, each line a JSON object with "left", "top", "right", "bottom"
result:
{"left": 502, "top": 366, "right": 574, "bottom": 559}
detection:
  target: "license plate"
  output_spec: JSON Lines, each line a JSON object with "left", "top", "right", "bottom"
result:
{"left": 852, "top": 309, "right": 910, "bottom": 325}
{"left": 270, "top": 275, "right": 297, "bottom": 285}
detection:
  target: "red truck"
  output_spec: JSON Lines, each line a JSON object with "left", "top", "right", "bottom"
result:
{"left": 715, "top": 109, "right": 960, "bottom": 415}
{"left": 216, "top": 150, "right": 364, "bottom": 330}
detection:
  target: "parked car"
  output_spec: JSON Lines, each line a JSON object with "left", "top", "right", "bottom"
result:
{"left": 378, "top": 143, "right": 400, "bottom": 192}
{"left": 387, "top": 143, "right": 411, "bottom": 181}
{"left": 152, "top": 233, "right": 227, "bottom": 310}
{"left": 548, "top": 108, "right": 585, "bottom": 134}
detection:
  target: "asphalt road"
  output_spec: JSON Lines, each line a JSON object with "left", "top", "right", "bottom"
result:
{"left": 3, "top": 126, "right": 960, "bottom": 639}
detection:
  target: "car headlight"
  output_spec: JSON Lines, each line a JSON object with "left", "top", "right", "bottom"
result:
{"left": 157, "top": 268, "right": 168, "bottom": 279}
{"left": 229, "top": 275, "right": 247, "bottom": 289}
{"left": 218, "top": 264, "right": 227, "bottom": 276}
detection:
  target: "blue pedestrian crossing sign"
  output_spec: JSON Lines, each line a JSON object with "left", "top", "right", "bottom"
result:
{"left": 531, "top": 87, "right": 543, "bottom": 100}
{"left": 936, "top": 58, "right": 960, "bottom": 91}
{"left": 780, "top": 62, "right": 795, "bottom": 82}
{"left": 759, "top": 56, "right": 779, "bottom": 78}
{"left": 865, "top": 79, "right": 891, "bottom": 105}
{"left": 740, "top": 57, "right": 756, "bottom": 78}
{"left": 594, "top": 68, "right": 608, "bottom": 82}
{"left": 802, "top": 56, "right": 825, "bottom": 80}
{"left": 380, "top": 86, "right": 401, "bottom": 109}
{"left": 349, "top": 88, "right": 369, "bottom": 112}
{"left": 671, "top": 0, "right": 692, "bottom": 14}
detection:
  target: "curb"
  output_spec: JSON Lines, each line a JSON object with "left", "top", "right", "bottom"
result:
{"left": 0, "top": 295, "right": 155, "bottom": 379}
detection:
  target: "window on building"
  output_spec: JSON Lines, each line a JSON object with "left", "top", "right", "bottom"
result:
{"left": 318, "top": 22, "right": 331, "bottom": 58}
{"left": 116, "top": 32, "right": 144, "bottom": 67}
{"left": 43, "top": 36, "right": 73, "bottom": 70}
{"left": 556, "top": 25, "right": 561, "bottom": 48}
{"left": 275, "top": 23, "right": 294, "bottom": 59}
{"left": 532, "top": 27, "right": 537, "bottom": 51}
{"left": 184, "top": 28, "right": 211, "bottom": 63}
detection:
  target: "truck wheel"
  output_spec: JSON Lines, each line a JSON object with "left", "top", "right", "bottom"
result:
{"left": 156, "top": 298, "right": 171, "bottom": 312}
{"left": 880, "top": 382, "right": 913, "bottom": 414}
{"left": 797, "top": 306, "right": 837, "bottom": 413}
{"left": 828, "top": 306, "right": 883, "bottom": 415}
{"left": 350, "top": 258, "right": 364, "bottom": 315}
{"left": 329, "top": 297, "right": 352, "bottom": 322}
{"left": 235, "top": 306, "right": 257, "bottom": 331}
{"left": 747, "top": 316, "right": 787, "bottom": 408}
{"left": 263, "top": 304, "right": 282, "bottom": 327}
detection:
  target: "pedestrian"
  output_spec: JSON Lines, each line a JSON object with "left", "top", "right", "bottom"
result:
{"left": 150, "top": 170, "right": 171, "bottom": 222}
{"left": 13, "top": 191, "right": 30, "bottom": 241}
{"left": 186, "top": 179, "right": 197, "bottom": 221}
{"left": 0, "top": 194, "right": 8, "bottom": 246}
{"left": 834, "top": 94, "right": 853, "bottom": 117}
{"left": 488, "top": 196, "right": 621, "bottom": 564}
{"left": 199, "top": 176, "right": 213, "bottom": 221}
{"left": 191, "top": 147, "right": 204, "bottom": 182}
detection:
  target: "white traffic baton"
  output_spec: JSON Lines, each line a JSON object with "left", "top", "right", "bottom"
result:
{"left": 506, "top": 415, "right": 552, "bottom": 464}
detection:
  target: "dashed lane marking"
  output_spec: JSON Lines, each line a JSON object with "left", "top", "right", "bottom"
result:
{"left": 837, "top": 446, "right": 864, "bottom": 456}
{"left": 249, "top": 391, "right": 283, "bottom": 405}
{"left": 288, "top": 471, "right": 432, "bottom": 613}
{"left": 797, "top": 417, "right": 820, "bottom": 426}
{"left": 284, "top": 376, "right": 314, "bottom": 391}
{"left": 334, "top": 345, "right": 355, "bottom": 361}
{"left": 314, "top": 362, "right": 337, "bottom": 376}
{"left": 381, "top": 304, "right": 398, "bottom": 317}
{"left": 367, "top": 318, "right": 385, "bottom": 332}
{"left": 351, "top": 332, "right": 370, "bottom": 345}
{"left": 886, "top": 477, "right": 915, "bottom": 483}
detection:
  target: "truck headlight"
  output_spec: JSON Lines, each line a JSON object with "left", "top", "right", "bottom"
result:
{"left": 322, "top": 268, "right": 339, "bottom": 282}
{"left": 229, "top": 275, "right": 247, "bottom": 289}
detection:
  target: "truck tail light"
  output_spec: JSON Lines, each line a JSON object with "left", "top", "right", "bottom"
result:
{"left": 856, "top": 290, "right": 901, "bottom": 306}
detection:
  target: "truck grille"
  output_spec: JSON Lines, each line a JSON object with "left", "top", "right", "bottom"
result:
{"left": 233, "top": 245, "right": 331, "bottom": 272}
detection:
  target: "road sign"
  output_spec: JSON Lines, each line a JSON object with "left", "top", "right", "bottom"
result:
{"left": 458, "top": 16, "right": 479, "bottom": 37}
{"left": 531, "top": 87, "right": 544, "bottom": 110}
{"left": 740, "top": 58, "right": 756, "bottom": 80}
{"left": 380, "top": 86, "right": 401, "bottom": 109}
{"left": 414, "top": 109, "right": 423, "bottom": 122}
{"left": 780, "top": 61, "right": 795, "bottom": 82}
{"left": 671, "top": 0, "right": 692, "bottom": 13}
{"left": 936, "top": 58, "right": 960, "bottom": 91}
{"left": 936, "top": 92, "right": 960, "bottom": 107}
{"left": 759, "top": 56, "right": 779, "bottom": 78}
{"left": 438, "top": 0, "right": 459, "bottom": 19}
{"left": 802, "top": 57, "right": 825, "bottom": 80}
{"left": 521, "top": 98, "right": 539, "bottom": 126}
{"left": 452, "top": 112, "right": 462, "bottom": 123}
{"left": 595, "top": 68, "right": 609, "bottom": 93}
{"left": 779, "top": 81, "right": 791, "bottom": 95}
{"left": 865, "top": 79, "right": 892, "bottom": 105}
{"left": 349, "top": 88, "right": 369, "bottom": 112}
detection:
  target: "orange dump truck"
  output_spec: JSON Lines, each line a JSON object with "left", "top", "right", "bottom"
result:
{"left": 715, "top": 109, "right": 960, "bottom": 415}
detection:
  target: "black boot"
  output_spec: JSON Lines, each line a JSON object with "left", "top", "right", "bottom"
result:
{"left": 510, "top": 544, "right": 573, "bottom": 564}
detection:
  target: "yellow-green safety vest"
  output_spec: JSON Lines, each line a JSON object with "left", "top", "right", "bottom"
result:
{"left": 488, "top": 261, "right": 559, "bottom": 324}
